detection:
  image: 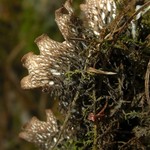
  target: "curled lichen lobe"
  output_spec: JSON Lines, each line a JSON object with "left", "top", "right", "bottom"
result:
{"left": 21, "top": 0, "right": 118, "bottom": 91}
{"left": 19, "top": 110, "right": 59, "bottom": 150}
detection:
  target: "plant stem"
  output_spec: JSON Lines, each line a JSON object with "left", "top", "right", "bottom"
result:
{"left": 51, "top": 91, "right": 80, "bottom": 150}
{"left": 92, "top": 90, "right": 97, "bottom": 150}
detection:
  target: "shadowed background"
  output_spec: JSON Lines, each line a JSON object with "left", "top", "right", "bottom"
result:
{"left": 0, "top": 0, "right": 65, "bottom": 149}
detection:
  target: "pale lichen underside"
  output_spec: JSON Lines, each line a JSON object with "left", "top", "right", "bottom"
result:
{"left": 21, "top": 0, "right": 116, "bottom": 90}
{"left": 80, "top": 0, "right": 116, "bottom": 36}
{"left": 19, "top": 110, "right": 58, "bottom": 149}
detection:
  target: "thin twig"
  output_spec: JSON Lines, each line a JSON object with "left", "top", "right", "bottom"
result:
{"left": 113, "top": 1, "right": 150, "bottom": 39}
{"left": 92, "top": 90, "right": 97, "bottom": 150}
{"left": 121, "top": 1, "right": 149, "bottom": 30}
{"left": 106, "top": 1, "right": 150, "bottom": 41}
{"left": 51, "top": 91, "right": 80, "bottom": 150}
{"left": 145, "top": 60, "right": 150, "bottom": 105}
{"left": 87, "top": 67, "right": 117, "bottom": 75}
{"left": 7, "top": 41, "right": 25, "bottom": 64}
{"left": 119, "top": 137, "right": 143, "bottom": 150}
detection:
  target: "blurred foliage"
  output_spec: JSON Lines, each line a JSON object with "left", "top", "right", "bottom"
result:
{"left": 0, "top": 0, "right": 65, "bottom": 150}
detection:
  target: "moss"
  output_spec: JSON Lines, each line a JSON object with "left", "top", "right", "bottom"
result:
{"left": 20, "top": 0, "right": 150, "bottom": 149}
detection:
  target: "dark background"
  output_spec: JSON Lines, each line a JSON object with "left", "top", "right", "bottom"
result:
{"left": 0, "top": 0, "right": 65, "bottom": 149}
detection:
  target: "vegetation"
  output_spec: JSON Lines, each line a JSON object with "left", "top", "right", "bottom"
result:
{"left": 0, "top": 0, "right": 150, "bottom": 150}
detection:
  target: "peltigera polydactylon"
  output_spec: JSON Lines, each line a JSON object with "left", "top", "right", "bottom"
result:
{"left": 20, "top": 0, "right": 150, "bottom": 149}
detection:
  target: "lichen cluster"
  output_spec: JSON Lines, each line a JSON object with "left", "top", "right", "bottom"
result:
{"left": 20, "top": 0, "right": 150, "bottom": 150}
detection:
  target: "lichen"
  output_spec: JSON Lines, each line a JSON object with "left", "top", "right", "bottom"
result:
{"left": 20, "top": 0, "right": 150, "bottom": 150}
